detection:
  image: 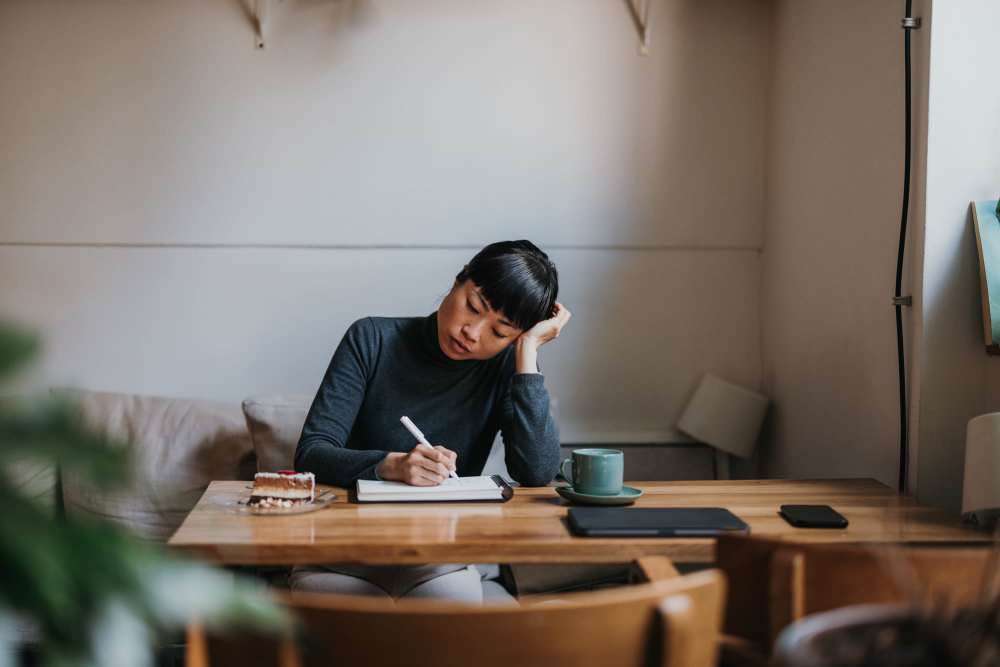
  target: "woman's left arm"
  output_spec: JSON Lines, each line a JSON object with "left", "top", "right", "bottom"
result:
{"left": 515, "top": 303, "right": 571, "bottom": 375}
{"left": 499, "top": 304, "right": 571, "bottom": 486}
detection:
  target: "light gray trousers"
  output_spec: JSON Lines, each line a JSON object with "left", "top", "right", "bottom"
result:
{"left": 288, "top": 564, "right": 510, "bottom": 604}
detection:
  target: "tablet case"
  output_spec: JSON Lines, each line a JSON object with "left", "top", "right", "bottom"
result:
{"left": 567, "top": 507, "right": 750, "bottom": 537}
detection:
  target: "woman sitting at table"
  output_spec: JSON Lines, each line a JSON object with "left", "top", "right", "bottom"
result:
{"left": 291, "top": 240, "right": 570, "bottom": 602}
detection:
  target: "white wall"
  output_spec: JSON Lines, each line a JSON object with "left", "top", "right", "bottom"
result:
{"left": 759, "top": 0, "right": 925, "bottom": 487}
{"left": 0, "top": 0, "right": 769, "bottom": 445}
{"left": 913, "top": 0, "right": 1000, "bottom": 512}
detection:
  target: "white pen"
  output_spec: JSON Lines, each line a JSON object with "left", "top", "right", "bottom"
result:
{"left": 400, "top": 416, "right": 458, "bottom": 479}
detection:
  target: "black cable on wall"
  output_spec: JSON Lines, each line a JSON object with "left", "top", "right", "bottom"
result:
{"left": 895, "top": 0, "right": 919, "bottom": 493}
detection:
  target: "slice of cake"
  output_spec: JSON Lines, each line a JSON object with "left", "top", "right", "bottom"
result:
{"left": 249, "top": 470, "right": 315, "bottom": 508}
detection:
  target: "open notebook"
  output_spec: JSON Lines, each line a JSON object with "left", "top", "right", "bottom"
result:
{"left": 355, "top": 475, "right": 514, "bottom": 503}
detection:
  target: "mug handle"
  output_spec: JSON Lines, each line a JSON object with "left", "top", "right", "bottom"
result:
{"left": 560, "top": 458, "right": 574, "bottom": 484}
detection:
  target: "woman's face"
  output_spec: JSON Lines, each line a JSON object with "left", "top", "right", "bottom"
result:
{"left": 437, "top": 280, "right": 524, "bottom": 360}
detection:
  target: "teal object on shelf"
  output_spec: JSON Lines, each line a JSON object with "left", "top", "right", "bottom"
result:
{"left": 972, "top": 200, "right": 1000, "bottom": 350}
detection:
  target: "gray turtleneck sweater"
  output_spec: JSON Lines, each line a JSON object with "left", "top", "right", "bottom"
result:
{"left": 294, "top": 312, "right": 561, "bottom": 488}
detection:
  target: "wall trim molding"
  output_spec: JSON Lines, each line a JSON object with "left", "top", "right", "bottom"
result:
{"left": 0, "top": 242, "right": 762, "bottom": 252}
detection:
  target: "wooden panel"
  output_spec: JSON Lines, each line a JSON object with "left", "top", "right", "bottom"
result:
{"left": 167, "top": 479, "right": 993, "bottom": 566}
{"left": 0, "top": 246, "right": 759, "bottom": 444}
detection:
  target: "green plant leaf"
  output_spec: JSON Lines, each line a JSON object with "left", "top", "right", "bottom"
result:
{"left": 0, "top": 318, "right": 288, "bottom": 664}
{"left": 0, "top": 323, "right": 38, "bottom": 381}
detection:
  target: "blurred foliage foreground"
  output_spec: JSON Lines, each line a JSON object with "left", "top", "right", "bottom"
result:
{"left": 0, "top": 323, "right": 288, "bottom": 667}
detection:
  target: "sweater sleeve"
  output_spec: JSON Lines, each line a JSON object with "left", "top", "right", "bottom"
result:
{"left": 497, "top": 372, "right": 561, "bottom": 486}
{"left": 294, "top": 318, "right": 388, "bottom": 487}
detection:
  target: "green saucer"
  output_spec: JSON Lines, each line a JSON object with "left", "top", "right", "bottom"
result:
{"left": 556, "top": 485, "right": 643, "bottom": 506}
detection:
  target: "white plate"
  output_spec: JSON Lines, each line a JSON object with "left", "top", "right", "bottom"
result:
{"left": 227, "top": 489, "right": 336, "bottom": 516}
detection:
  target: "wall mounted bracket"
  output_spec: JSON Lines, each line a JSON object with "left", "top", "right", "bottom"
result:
{"left": 250, "top": 0, "right": 272, "bottom": 49}
{"left": 624, "top": 0, "right": 652, "bottom": 55}
{"left": 249, "top": 1, "right": 649, "bottom": 53}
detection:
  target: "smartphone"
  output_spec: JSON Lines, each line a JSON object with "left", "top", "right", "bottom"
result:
{"left": 779, "top": 504, "right": 848, "bottom": 529}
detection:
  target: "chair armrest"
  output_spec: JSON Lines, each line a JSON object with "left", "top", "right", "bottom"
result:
{"left": 636, "top": 556, "right": 680, "bottom": 583}
{"left": 185, "top": 624, "right": 209, "bottom": 667}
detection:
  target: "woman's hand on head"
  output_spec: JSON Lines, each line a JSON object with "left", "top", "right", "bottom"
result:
{"left": 377, "top": 442, "right": 457, "bottom": 486}
{"left": 520, "top": 302, "right": 571, "bottom": 348}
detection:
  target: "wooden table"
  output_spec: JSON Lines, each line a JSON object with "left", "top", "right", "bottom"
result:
{"left": 168, "top": 478, "right": 992, "bottom": 565}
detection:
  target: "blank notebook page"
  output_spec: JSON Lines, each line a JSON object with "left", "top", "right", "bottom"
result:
{"left": 356, "top": 476, "right": 506, "bottom": 502}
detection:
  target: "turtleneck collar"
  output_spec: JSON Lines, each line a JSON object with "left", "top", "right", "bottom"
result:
{"left": 420, "top": 311, "right": 480, "bottom": 369}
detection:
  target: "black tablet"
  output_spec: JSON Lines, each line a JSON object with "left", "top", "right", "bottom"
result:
{"left": 567, "top": 507, "right": 750, "bottom": 537}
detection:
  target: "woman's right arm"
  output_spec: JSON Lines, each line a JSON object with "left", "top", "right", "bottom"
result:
{"left": 294, "top": 318, "right": 387, "bottom": 488}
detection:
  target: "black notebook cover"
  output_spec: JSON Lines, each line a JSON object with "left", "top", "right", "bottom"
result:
{"left": 567, "top": 507, "right": 750, "bottom": 537}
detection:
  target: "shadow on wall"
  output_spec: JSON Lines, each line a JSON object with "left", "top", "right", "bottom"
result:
{"left": 544, "top": 0, "right": 766, "bottom": 451}
{"left": 916, "top": 207, "right": 998, "bottom": 511}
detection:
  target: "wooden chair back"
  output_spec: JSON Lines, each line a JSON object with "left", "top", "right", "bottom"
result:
{"left": 188, "top": 559, "right": 725, "bottom": 667}
{"left": 717, "top": 535, "right": 998, "bottom": 650}
{"left": 716, "top": 534, "right": 790, "bottom": 648}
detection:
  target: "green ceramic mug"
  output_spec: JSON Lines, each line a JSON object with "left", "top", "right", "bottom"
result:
{"left": 560, "top": 448, "right": 624, "bottom": 496}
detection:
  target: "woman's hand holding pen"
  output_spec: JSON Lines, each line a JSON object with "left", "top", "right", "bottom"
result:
{"left": 515, "top": 302, "right": 571, "bottom": 374}
{"left": 376, "top": 443, "right": 457, "bottom": 486}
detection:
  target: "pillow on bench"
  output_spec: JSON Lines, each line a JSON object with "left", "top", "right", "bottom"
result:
{"left": 241, "top": 395, "right": 312, "bottom": 472}
{"left": 59, "top": 389, "right": 254, "bottom": 542}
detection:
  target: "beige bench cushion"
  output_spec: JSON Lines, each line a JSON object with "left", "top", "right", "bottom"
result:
{"left": 241, "top": 395, "right": 311, "bottom": 473}
{"left": 60, "top": 389, "right": 254, "bottom": 541}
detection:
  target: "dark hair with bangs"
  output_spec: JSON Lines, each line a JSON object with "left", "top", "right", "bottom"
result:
{"left": 455, "top": 240, "right": 559, "bottom": 331}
